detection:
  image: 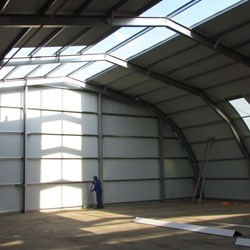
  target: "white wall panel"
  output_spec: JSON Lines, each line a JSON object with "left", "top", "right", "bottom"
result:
{"left": 26, "top": 183, "right": 93, "bottom": 210}
{"left": 103, "top": 137, "right": 158, "bottom": 158}
{"left": 26, "top": 159, "right": 98, "bottom": 183}
{"left": 104, "top": 180, "right": 160, "bottom": 203}
{"left": 0, "top": 187, "right": 22, "bottom": 212}
{"left": 205, "top": 180, "right": 250, "bottom": 200}
{"left": 27, "top": 135, "right": 98, "bottom": 158}
{"left": 0, "top": 160, "right": 22, "bottom": 184}
{"left": 0, "top": 134, "right": 23, "bottom": 157}
{"left": 0, "top": 108, "right": 23, "bottom": 131}
{"left": 164, "top": 159, "right": 193, "bottom": 178}
{"left": 163, "top": 139, "right": 186, "bottom": 157}
{"left": 102, "top": 98, "right": 153, "bottom": 116}
{"left": 63, "top": 90, "right": 97, "bottom": 112}
{"left": 63, "top": 113, "right": 98, "bottom": 135}
{"left": 28, "top": 88, "right": 63, "bottom": 110}
{"left": 205, "top": 160, "right": 249, "bottom": 178}
{"left": 103, "top": 159, "right": 159, "bottom": 180}
{"left": 165, "top": 179, "right": 195, "bottom": 199}
{"left": 27, "top": 110, "right": 98, "bottom": 135}
{"left": 0, "top": 89, "right": 23, "bottom": 107}
{"left": 103, "top": 115, "right": 158, "bottom": 137}
{"left": 27, "top": 110, "right": 63, "bottom": 133}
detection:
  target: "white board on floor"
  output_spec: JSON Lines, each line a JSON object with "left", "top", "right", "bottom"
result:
{"left": 134, "top": 217, "right": 241, "bottom": 237}
{"left": 235, "top": 237, "right": 250, "bottom": 247}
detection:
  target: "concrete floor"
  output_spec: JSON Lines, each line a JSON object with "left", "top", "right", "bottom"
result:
{"left": 0, "top": 200, "right": 249, "bottom": 250}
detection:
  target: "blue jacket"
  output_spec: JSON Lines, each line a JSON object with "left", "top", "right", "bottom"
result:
{"left": 92, "top": 179, "right": 102, "bottom": 193}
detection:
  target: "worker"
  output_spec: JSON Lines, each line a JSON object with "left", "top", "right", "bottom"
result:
{"left": 91, "top": 176, "right": 103, "bottom": 209}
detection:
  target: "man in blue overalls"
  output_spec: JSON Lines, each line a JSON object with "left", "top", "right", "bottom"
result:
{"left": 91, "top": 176, "right": 103, "bottom": 209}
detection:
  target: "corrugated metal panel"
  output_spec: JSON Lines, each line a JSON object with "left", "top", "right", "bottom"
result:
{"left": 192, "top": 139, "right": 243, "bottom": 161}
{"left": 183, "top": 122, "right": 233, "bottom": 142}
{"left": 206, "top": 160, "right": 249, "bottom": 178}
{"left": 165, "top": 179, "right": 195, "bottom": 199}
{"left": 0, "top": 160, "right": 22, "bottom": 184}
{"left": 103, "top": 115, "right": 158, "bottom": 137}
{"left": 102, "top": 97, "right": 153, "bottom": 116}
{"left": 156, "top": 94, "right": 205, "bottom": 114}
{"left": 163, "top": 139, "right": 186, "bottom": 158}
{"left": 205, "top": 180, "right": 250, "bottom": 200}
{"left": 103, "top": 137, "right": 158, "bottom": 158}
{"left": 26, "top": 159, "right": 98, "bottom": 183}
{"left": 0, "top": 107, "right": 23, "bottom": 131}
{"left": 172, "top": 106, "right": 221, "bottom": 127}
{"left": 27, "top": 135, "right": 98, "bottom": 158}
{"left": 104, "top": 180, "right": 160, "bottom": 203}
{"left": 103, "top": 159, "right": 159, "bottom": 180}
{"left": 0, "top": 134, "right": 23, "bottom": 157}
{"left": 27, "top": 110, "right": 98, "bottom": 135}
{"left": 0, "top": 187, "right": 22, "bottom": 212}
{"left": 164, "top": 159, "right": 193, "bottom": 178}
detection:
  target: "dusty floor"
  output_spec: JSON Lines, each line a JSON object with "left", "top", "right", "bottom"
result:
{"left": 0, "top": 200, "right": 249, "bottom": 250}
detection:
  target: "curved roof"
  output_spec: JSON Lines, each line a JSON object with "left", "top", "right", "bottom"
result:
{"left": 0, "top": 0, "right": 249, "bottom": 177}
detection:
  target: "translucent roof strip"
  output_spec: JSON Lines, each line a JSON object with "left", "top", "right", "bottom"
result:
{"left": 6, "top": 65, "right": 39, "bottom": 79}
{"left": 29, "top": 63, "right": 62, "bottom": 77}
{"left": 172, "top": 0, "right": 244, "bottom": 27}
{"left": 230, "top": 98, "right": 250, "bottom": 130}
{"left": 0, "top": 66, "right": 15, "bottom": 80}
{"left": 70, "top": 61, "right": 114, "bottom": 82}
{"left": 48, "top": 62, "right": 90, "bottom": 77}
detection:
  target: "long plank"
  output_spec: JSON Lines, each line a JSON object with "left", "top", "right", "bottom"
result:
{"left": 134, "top": 217, "right": 242, "bottom": 237}
{"left": 235, "top": 237, "right": 250, "bottom": 247}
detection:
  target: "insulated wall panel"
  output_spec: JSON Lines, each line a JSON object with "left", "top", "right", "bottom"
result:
{"left": 102, "top": 98, "right": 153, "bottom": 116}
{"left": 26, "top": 159, "right": 98, "bottom": 183}
{"left": 205, "top": 180, "right": 250, "bottom": 200}
{"left": 26, "top": 183, "right": 94, "bottom": 210}
{"left": 0, "top": 134, "right": 23, "bottom": 157}
{"left": 192, "top": 139, "right": 243, "bottom": 160}
{"left": 0, "top": 108, "right": 23, "bottom": 131}
{"left": 205, "top": 160, "right": 249, "bottom": 178}
{"left": 0, "top": 89, "right": 23, "bottom": 107}
{"left": 103, "top": 137, "right": 158, "bottom": 158}
{"left": 165, "top": 179, "right": 195, "bottom": 199}
{"left": 27, "top": 135, "right": 98, "bottom": 158}
{"left": 0, "top": 160, "right": 22, "bottom": 184}
{"left": 102, "top": 115, "right": 158, "bottom": 137}
{"left": 183, "top": 122, "right": 233, "bottom": 142}
{"left": 164, "top": 159, "right": 193, "bottom": 178}
{"left": 104, "top": 180, "right": 160, "bottom": 203}
{"left": 0, "top": 186, "right": 22, "bottom": 212}
{"left": 103, "top": 159, "right": 159, "bottom": 180}
{"left": 163, "top": 139, "right": 186, "bottom": 157}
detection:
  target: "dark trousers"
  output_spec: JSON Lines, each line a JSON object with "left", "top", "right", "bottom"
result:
{"left": 95, "top": 191, "right": 103, "bottom": 207}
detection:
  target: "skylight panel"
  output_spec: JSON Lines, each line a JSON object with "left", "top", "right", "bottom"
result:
{"left": 172, "top": 0, "right": 243, "bottom": 27}
{"left": 33, "top": 47, "right": 62, "bottom": 57}
{"left": 48, "top": 62, "right": 89, "bottom": 77}
{"left": 83, "top": 27, "right": 145, "bottom": 54}
{"left": 58, "top": 46, "right": 86, "bottom": 55}
{"left": 29, "top": 63, "right": 61, "bottom": 77}
{"left": 70, "top": 61, "right": 113, "bottom": 81}
{"left": 110, "top": 28, "right": 175, "bottom": 60}
{"left": 6, "top": 65, "right": 39, "bottom": 79}
{"left": 0, "top": 66, "right": 15, "bottom": 80}
{"left": 141, "top": 0, "right": 193, "bottom": 17}
{"left": 230, "top": 98, "right": 250, "bottom": 130}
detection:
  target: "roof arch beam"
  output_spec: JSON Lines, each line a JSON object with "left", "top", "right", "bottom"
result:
{"left": 0, "top": 15, "right": 249, "bottom": 67}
